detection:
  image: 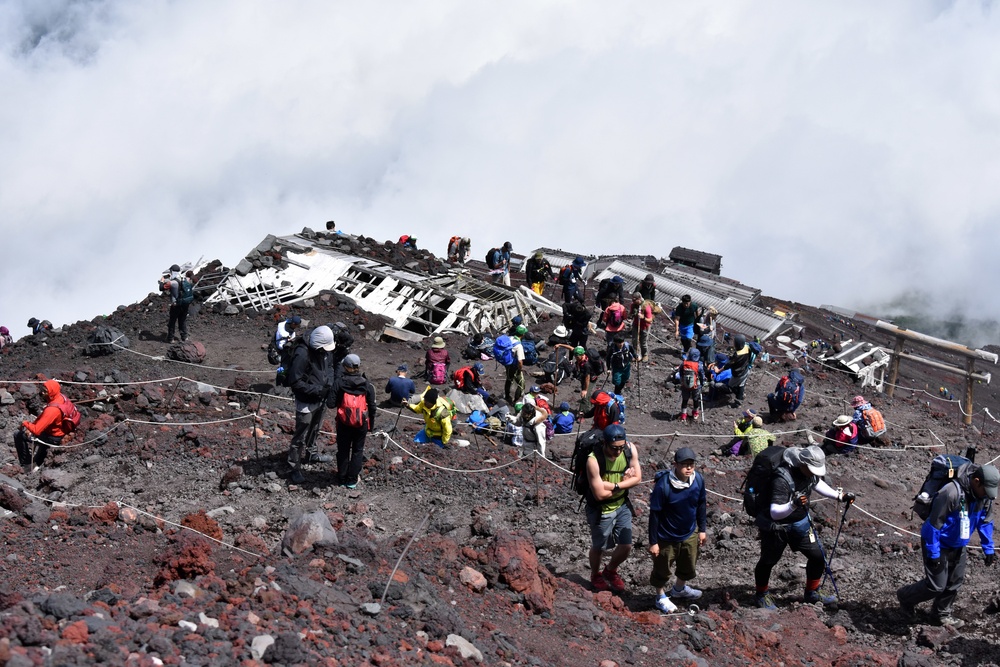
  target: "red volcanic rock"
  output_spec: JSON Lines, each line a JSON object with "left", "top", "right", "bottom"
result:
{"left": 88, "top": 502, "right": 120, "bottom": 525}
{"left": 154, "top": 534, "right": 216, "bottom": 585}
{"left": 180, "top": 510, "right": 223, "bottom": 541}
{"left": 485, "top": 532, "right": 555, "bottom": 614}
{"left": 61, "top": 620, "right": 89, "bottom": 644}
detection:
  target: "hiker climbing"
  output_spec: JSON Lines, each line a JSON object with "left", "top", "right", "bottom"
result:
{"left": 447, "top": 236, "right": 471, "bottom": 266}
{"left": 559, "top": 256, "right": 587, "bottom": 304}
{"left": 851, "top": 395, "right": 887, "bottom": 445}
{"left": 494, "top": 333, "right": 525, "bottom": 404}
{"left": 486, "top": 242, "right": 514, "bottom": 286}
{"left": 600, "top": 296, "right": 629, "bottom": 346}
{"left": 562, "top": 301, "right": 593, "bottom": 349}
{"left": 638, "top": 274, "right": 656, "bottom": 301}
{"left": 14, "top": 379, "right": 79, "bottom": 473}
{"left": 672, "top": 295, "right": 703, "bottom": 352}
{"left": 524, "top": 250, "right": 554, "bottom": 295}
{"left": 425, "top": 336, "right": 451, "bottom": 386}
{"left": 26, "top": 317, "right": 53, "bottom": 336}
{"left": 285, "top": 325, "right": 338, "bottom": 483}
{"left": 648, "top": 447, "right": 707, "bottom": 613}
{"left": 629, "top": 292, "right": 654, "bottom": 363}
{"left": 897, "top": 460, "right": 996, "bottom": 628}
{"left": 327, "top": 354, "right": 376, "bottom": 489}
{"left": 677, "top": 348, "right": 705, "bottom": 423}
{"left": 767, "top": 368, "right": 806, "bottom": 422}
{"left": 748, "top": 445, "right": 855, "bottom": 609}
{"left": 723, "top": 334, "right": 756, "bottom": 409}
{"left": 596, "top": 275, "right": 625, "bottom": 310}
{"left": 162, "top": 265, "right": 196, "bottom": 343}
{"left": 606, "top": 334, "right": 638, "bottom": 394}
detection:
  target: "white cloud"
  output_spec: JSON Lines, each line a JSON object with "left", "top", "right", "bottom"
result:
{"left": 1, "top": 1, "right": 997, "bottom": 342}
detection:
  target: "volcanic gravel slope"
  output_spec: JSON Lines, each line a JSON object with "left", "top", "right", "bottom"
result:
{"left": 0, "top": 243, "right": 998, "bottom": 667}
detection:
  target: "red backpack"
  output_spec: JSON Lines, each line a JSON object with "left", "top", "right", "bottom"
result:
{"left": 680, "top": 360, "right": 700, "bottom": 390}
{"left": 337, "top": 391, "right": 369, "bottom": 429}
{"left": 56, "top": 396, "right": 81, "bottom": 433}
{"left": 452, "top": 366, "right": 473, "bottom": 390}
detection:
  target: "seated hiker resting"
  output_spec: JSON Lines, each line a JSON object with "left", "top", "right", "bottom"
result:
{"left": 453, "top": 362, "right": 492, "bottom": 406}
{"left": 823, "top": 415, "right": 858, "bottom": 455}
{"left": 722, "top": 411, "right": 773, "bottom": 457}
{"left": 766, "top": 367, "right": 805, "bottom": 422}
{"left": 407, "top": 387, "right": 454, "bottom": 448}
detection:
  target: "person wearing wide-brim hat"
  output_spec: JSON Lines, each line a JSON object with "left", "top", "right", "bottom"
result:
{"left": 823, "top": 415, "right": 858, "bottom": 455}
{"left": 425, "top": 336, "right": 451, "bottom": 386}
{"left": 648, "top": 447, "right": 707, "bottom": 613}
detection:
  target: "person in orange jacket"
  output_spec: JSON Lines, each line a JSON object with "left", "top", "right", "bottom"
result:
{"left": 15, "top": 379, "right": 75, "bottom": 472}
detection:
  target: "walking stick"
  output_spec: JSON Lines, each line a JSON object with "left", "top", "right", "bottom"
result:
{"left": 805, "top": 511, "right": 841, "bottom": 601}
{"left": 820, "top": 499, "right": 854, "bottom": 592}
{"left": 698, "top": 389, "right": 705, "bottom": 423}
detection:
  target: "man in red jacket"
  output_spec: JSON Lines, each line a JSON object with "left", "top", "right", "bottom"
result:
{"left": 15, "top": 379, "right": 74, "bottom": 472}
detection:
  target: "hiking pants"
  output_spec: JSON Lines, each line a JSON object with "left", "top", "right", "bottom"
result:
{"left": 14, "top": 430, "right": 59, "bottom": 469}
{"left": 680, "top": 387, "right": 701, "bottom": 414}
{"left": 289, "top": 405, "right": 326, "bottom": 467}
{"left": 167, "top": 303, "right": 190, "bottom": 342}
{"left": 504, "top": 365, "right": 524, "bottom": 402}
{"left": 611, "top": 367, "right": 631, "bottom": 394}
{"left": 754, "top": 517, "right": 825, "bottom": 589}
{"left": 632, "top": 328, "right": 649, "bottom": 360}
{"left": 896, "top": 542, "right": 967, "bottom": 619}
{"left": 569, "top": 327, "right": 589, "bottom": 349}
{"left": 335, "top": 422, "right": 368, "bottom": 486}
{"left": 563, "top": 284, "right": 584, "bottom": 305}
{"left": 530, "top": 282, "right": 545, "bottom": 295}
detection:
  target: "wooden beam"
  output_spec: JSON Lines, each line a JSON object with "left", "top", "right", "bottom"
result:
{"left": 886, "top": 336, "right": 905, "bottom": 398}
{"left": 875, "top": 321, "right": 998, "bottom": 363}
{"left": 896, "top": 352, "right": 992, "bottom": 383}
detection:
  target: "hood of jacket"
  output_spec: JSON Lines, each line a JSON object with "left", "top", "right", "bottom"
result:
{"left": 339, "top": 373, "right": 369, "bottom": 392}
{"left": 43, "top": 379, "right": 62, "bottom": 402}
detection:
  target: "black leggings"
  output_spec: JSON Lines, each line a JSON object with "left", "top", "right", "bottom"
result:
{"left": 754, "top": 519, "right": 825, "bottom": 589}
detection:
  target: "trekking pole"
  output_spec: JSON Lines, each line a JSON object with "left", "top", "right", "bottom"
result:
{"left": 699, "top": 390, "right": 705, "bottom": 423}
{"left": 820, "top": 499, "right": 853, "bottom": 592}
{"left": 805, "top": 511, "right": 841, "bottom": 601}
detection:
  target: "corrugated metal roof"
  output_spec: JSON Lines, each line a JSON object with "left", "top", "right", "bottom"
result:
{"left": 592, "top": 260, "right": 788, "bottom": 341}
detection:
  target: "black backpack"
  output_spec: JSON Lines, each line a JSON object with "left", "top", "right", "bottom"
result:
{"left": 741, "top": 445, "right": 791, "bottom": 518}
{"left": 485, "top": 248, "right": 502, "bottom": 269}
{"left": 571, "top": 429, "right": 631, "bottom": 502}
{"left": 912, "top": 454, "right": 971, "bottom": 520}
{"left": 280, "top": 337, "right": 311, "bottom": 387}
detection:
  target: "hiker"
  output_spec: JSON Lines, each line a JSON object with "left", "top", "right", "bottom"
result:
{"left": 407, "top": 387, "right": 454, "bottom": 447}
{"left": 163, "top": 266, "right": 195, "bottom": 343}
{"left": 563, "top": 302, "right": 593, "bottom": 350}
{"left": 385, "top": 364, "right": 416, "bottom": 408}
{"left": 453, "top": 362, "right": 491, "bottom": 405}
{"left": 487, "top": 242, "right": 514, "bottom": 286}
{"left": 553, "top": 401, "right": 576, "bottom": 434}
{"left": 722, "top": 412, "right": 774, "bottom": 457}
{"left": 596, "top": 275, "right": 625, "bottom": 310}
{"left": 601, "top": 297, "right": 629, "bottom": 345}
{"left": 495, "top": 334, "right": 525, "bottom": 404}
{"left": 767, "top": 368, "right": 806, "bottom": 422}
{"left": 328, "top": 322, "right": 355, "bottom": 381}
{"left": 510, "top": 401, "right": 549, "bottom": 457}
{"left": 752, "top": 445, "right": 856, "bottom": 609}
{"left": 672, "top": 294, "right": 702, "bottom": 353}
{"left": 566, "top": 346, "right": 606, "bottom": 402}
{"left": 638, "top": 274, "right": 656, "bottom": 301}
{"left": 697, "top": 306, "right": 719, "bottom": 341}
{"left": 723, "top": 334, "right": 753, "bottom": 408}
{"left": 629, "top": 292, "right": 654, "bottom": 363}
{"left": 695, "top": 331, "right": 715, "bottom": 371}
{"left": 399, "top": 235, "right": 418, "bottom": 250}
{"left": 677, "top": 348, "right": 705, "bottom": 423}
{"left": 327, "top": 354, "right": 376, "bottom": 489}
{"left": 447, "top": 236, "right": 471, "bottom": 265}
{"left": 897, "top": 463, "right": 997, "bottom": 628}
{"left": 546, "top": 325, "right": 570, "bottom": 348}
{"left": 26, "top": 317, "right": 53, "bottom": 336}
{"left": 607, "top": 334, "right": 638, "bottom": 394}
{"left": 506, "top": 315, "right": 525, "bottom": 337}
{"left": 706, "top": 353, "right": 732, "bottom": 401}
{"left": 286, "top": 326, "right": 338, "bottom": 483}
{"left": 823, "top": 416, "right": 858, "bottom": 455}
{"left": 851, "top": 395, "right": 887, "bottom": 444}
{"left": 424, "top": 336, "right": 451, "bottom": 386}
{"left": 585, "top": 424, "right": 642, "bottom": 593}
{"left": 324, "top": 220, "right": 343, "bottom": 235}
{"left": 524, "top": 250, "right": 554, "bottom": 295}
{"left": 0, "top": 326, "right": 12, "bottom": 348}
{"left": 582, "top": 390, "right": 625, "bottom": 431}
{"left": 463, "top": 332, "right": 494, "bottom": 361}
{"left": 559, "top": 256, "right": 587, "bottom": 304}
{"left": 14, "top": 378, "right": 77, "bottom": 472}
{"left": 275, "top": 315, "right": 302, "bottom": 352}
{"left": 648, "top": 447, "right": 707, "bottom": 612}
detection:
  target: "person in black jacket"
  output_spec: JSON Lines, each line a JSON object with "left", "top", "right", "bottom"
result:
{"left": 286, "top": 325, "right": 337, "bottom": 483}
{"left": 524, "top": 251, "right": 553, "bottom": 295}
{"left": 328, "top": 354, "right": 376, "bottom": 489}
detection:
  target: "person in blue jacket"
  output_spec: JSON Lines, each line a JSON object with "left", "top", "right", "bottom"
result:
{"left": 897, "top": 463, "right": 997, "bottom": 628}
{"left": 552, "top": 401, "right": 576, "bottom": 434}
{"left": 766, "top": 367, "right": 805, "bottom": 422}
{"left": 648, "top": 447, "right": 707, "bottom": 613}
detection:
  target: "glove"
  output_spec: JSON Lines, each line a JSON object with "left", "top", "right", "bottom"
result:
{"left": 925, "top": 556, "right": 945, "bottom": 574}
{"left": 793, "top": 493, "right": 809, "bottom": 508}
{"left": 841, "top": 492, "right": 856, "bottom": 504}
{"left": 985, "top": 553, "right": 996, "bottom": 567}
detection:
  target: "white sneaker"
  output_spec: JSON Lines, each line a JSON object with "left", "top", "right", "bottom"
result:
{"left": 655, "top": 595, "right": 678, "bottom": 613}
{"left": 670, "top": 585, "right": 702, "bottom": 600}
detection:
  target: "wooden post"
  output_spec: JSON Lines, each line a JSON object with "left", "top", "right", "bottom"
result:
{"left": 885, "top": 337, "right": 904, "bottom": 398}
{"left": 963, "top": 358, "right": 976, "bottom": 426}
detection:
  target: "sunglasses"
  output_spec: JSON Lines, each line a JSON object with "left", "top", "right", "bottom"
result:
{"left": 605, "top": 443, "right": 626, "bottom": 453}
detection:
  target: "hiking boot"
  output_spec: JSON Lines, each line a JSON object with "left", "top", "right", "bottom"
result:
{"left": 591, "top": 573, "right": 611, "bottom": 592}
{"left": 937, "top": 615, "right": 965, "bottom": 629}
{"left": 679, "top": 413, "right": 688, "bottom": 422}
{"left": 803, "top": 589, "right": 837, "bottom": 605}
{"left": 289, "top": 469, "right": 305, "bottom": 485}
{"left": 670, "top": 585, "right": 702, "bottom": 600}
{"left": 655, "top": 595, "right": 678, "bottom": 613}
{"left": 642, "top": 355, "right": 649, "bottom": 363}
{"left": 755, "top": 592, "right": 777, "bottom": 610}
{"left": 303, "top": 452, "right": 333, "bottom": 464}
{"left": 691, "top": 411, "right": 700, "bottom": 421}
{"left": 602, "top": 567, "right": 626, "bottom": 594}
{"left": 896, "top": 590, "right": 916, "bottom": 622}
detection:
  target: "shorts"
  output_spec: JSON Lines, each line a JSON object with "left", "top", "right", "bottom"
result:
{"left": 649, "top": 532, "right": 700, "bottom": 589}
{"left": 586, "top": 503, "right": 633, "bottom": 550}
{"left": 678, "top": 324, "right": 695, "bottom": 341}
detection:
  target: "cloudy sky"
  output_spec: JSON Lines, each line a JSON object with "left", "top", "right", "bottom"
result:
{"left": 1, "top": 1, "right": 998, "bottom": 342}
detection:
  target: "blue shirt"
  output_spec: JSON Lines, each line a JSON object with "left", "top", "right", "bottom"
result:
{"left": 648, "top": 471, "right": 707, "bottom": 544}
{"left": 385, "top": 376, "right": 416, "bottom": 404}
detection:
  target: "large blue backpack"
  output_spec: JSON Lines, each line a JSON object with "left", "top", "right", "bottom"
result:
{"left": 493, "top": 335, "right": 517, "bottom": 366}
{"left": 521, "top": 339, "right": 538, "bottom": 366}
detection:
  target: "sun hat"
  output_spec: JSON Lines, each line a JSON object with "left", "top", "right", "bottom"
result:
{"left": 553, "top": 325, "right": 569, "bottom": 338}
{"left": 799, "top": 445, "right": 827, "bottom": 477}
{"left": 851, "top": 395, "right": 867, "bottom": 408}
{"left": 431, "top": 336, "right": 446, "bottom": 349}
{"left": 574, "top": 346, "right": 586, "bottom": 356}
{"left": 752, "top": 416, "right": 763, "bottom": 428}
{"left": 515, "top": 325, "right": 527, "bottom": 336}
{"left": 833, "top": 415, "right": 852, "bottom": 427}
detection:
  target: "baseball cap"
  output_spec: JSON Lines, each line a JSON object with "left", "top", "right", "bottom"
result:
{"left": 799, "top": 445, "right": 827, "bottom": 477}
{"left": 473, "top": 363, "right": 485, "bottom": 373}
{"left": 674, "top": 447, "right": 697, "bottom": 463}
{"left": 342, "top": 354, "right": 360, "bottom": 368}
{"left": 309, "top": 325, "right": 337, "bottom": 351}
{"left": 603, "top": 424, "right": 626, "bottom": 444}
{"left": 977, "top": 465, "right": 999, "bottom": 499}
{"left": 559, "top": 401, "right": 571, "bottom": 412}
{"left": 288, "top": 315, "right": 302, "bottom": 325}
{"left": 396, "top": 364, "right": 408, "bottom": 372}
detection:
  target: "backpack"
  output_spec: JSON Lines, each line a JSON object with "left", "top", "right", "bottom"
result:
{"left": 429, "top": 360, "right": 447, "bottom": 385}
{"left": 452, "top": 366, "right": 472, "bottom": 390}
{"left": 680, "top": 360, "right": 700, "bottom": 390}
{"left": 485, "top": 248, "right": 502, "bottom": 269}
{"left": 741, "top": 446, "right": 792, "bottom": 519}
{"left": 586, "top": 348, "right": 607, "bottom": 376}
{"left": 544, "top": 418, "right": 555, "bottom": 441}
{"left": 436, "top": 397, "right": 459, "bottom": 422}
{"left": 861, "top": 408, "right": 886, "bottom": 439}
{"left": 643, "top": 299, "right": 663, "bottom": 315}
{"left": 591, "top": 391, "right": 622, "bottom": 429}
{"left": 267, "top": 339, "right": 282, "bottom": 365}
{"left": 177, "top": 279, "right": 195, "bottom": 306}
{"left": 606, "top": 304, "right": 625, "bottom": 329}
{"left": 282, "top": 337, "right": 311, "bottom": 387}
{"left": 56, "top": 397, "right": 81, "bottom": 434}
{"left": 521, "top": 339, "right": 538, "bottom": 366}
{"left": 571, "top": 429, "right": 632, "bottom": 502}
{"left": 534, "top": 396, "right": 552, "bottom": 414}
{"left": 448, "top": 236, "right": 462, "bottom": 255}
{"left": 337, "top": 390, "right": 369, "bottom": 429}
{"left": 559, "top": 265, "right": 574, "bottom": 286}
{"left": 747, "top": 341, "right": 764, "bottom": 367}
{"left": 492, "top": 335, "right": 517, "bottom": 367}
{"left": 912, "top": 455, "right": 970, "bottom": 520}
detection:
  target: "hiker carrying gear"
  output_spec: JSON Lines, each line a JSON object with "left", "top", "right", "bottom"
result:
{"left": 493, "top": 335, "right": 525, "bottom": 403}
{"left": 851, "top": 395, "right": 886, "bottom": 444}
{"left": 648, "top": 447, "right": 707, "bottom": 612}
{"left": 638, "top": 274, "right": 656, "bottom": 301}
{"left": 596, "top": 276, "right": 625, "bottom": 310}
{"left": 723, "top": 334, "right": 753, "bottom": 408}
{"left": 897, "top": 461, "right": 996, "bottom": 628}
{"left": 672, "top": 294, "right": 702, "bottom": 352}
{"left": 463, "top": 332, "right": 494, "bottom": 361}
{"left": 285, "top": 326, "right": 337, "bottom": 482}
{"left": 271, "top": 315, "right": 302, "bottom": 382}
{"left": 162, "top": 265, "right": 196, "bottom": 343}
{"left": 407, "top": 387, "right": 455, "bottom": 447}
{"left": 606, "top": 335, "right": 638, "bottom": 394}
{"left": 563, "top": 301, "right": 592, "bottom": 349}
{"left": 0, "top": 326, "right": 13, "bottom": 349}
{"left": 447, "top": 236, "right": 471, "bottom": 265}
{"left": 580, "top": 424, "right": 642, "bottom": 594}
{"left": 582, "top": 390, "right": 625, "bottom": 431}
{"left": 601, "top": 299, "right": 628, "bottom": 345}
{"left": 327, "top": 354, "right": 376, "bottom": 489}
{"left": 553, "top": 401, "right": 576, "bottom": 434}
{"left": 385, "top": 364, "right": 416, "bottom": 408}
{"left": 823, "top": 416, "right": 858, "bottom": 455}
{"left": 767, "top": 368, "right": 806, "bottom": 422}
{"left": 750, "top": 445, "right": 855, "bottom": 610}
{"left": 425, "top": 336, "right": 451, "bottom": 386}
{"left": 524, "top": 251, "right": 554, "bottom": 295}
{"left": 722, "top": 412, "right": 773, "bottom": 457}
{"left": 630, "top": 292, "right": 654, "bottom": 362}
{"left": 677, "top": 348, "right": 705, "bottom": 423}
{"left": 453, "top": 363, "right": 491, "bottom": 405}
{"left": 14, "top": 379, "right": 78, "bottom": 472}
{"left": 560, "top": 257, "right": 587, "bottom": 305}
{"left": 509, "top": 401, "right": 549, "bottom": 457}
{"left": 486, "top": 241, "right": 514, "bottom": 286}
{"left": 27, "top": 317, "right": 53, "bottom": 336}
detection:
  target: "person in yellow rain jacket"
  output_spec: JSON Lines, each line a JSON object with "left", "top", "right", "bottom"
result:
{"left": 407, "top": 387, "right": 454, "bottom": 448}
